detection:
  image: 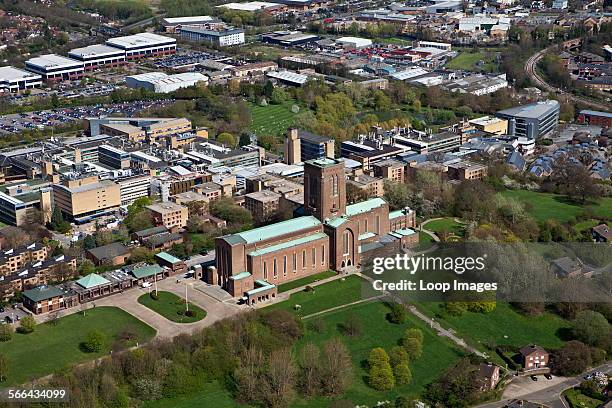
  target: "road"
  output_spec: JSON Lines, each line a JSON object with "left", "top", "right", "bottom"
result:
{"left": 524, "top": 46, "right": 610, "bottom": 111}
{"left": 477, "top": 362, "right": 612, "bottom": 408}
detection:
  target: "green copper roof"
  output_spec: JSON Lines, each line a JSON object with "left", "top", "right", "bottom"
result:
{"left": 389, "top": 210, "right": 406, "bottom": 219}
{"left": 155, "top": 251, "right": 182, "bottom": 264}
{"left": 230, "top": 271, "right": 251, "bottom": 280}
{"left": 389, "top": 228, "right": 416, "bottom": 239}
{"left": 23, "top": 286, "right": 64, "bottom": 302}
{"left": 247, "top": 280, "right": 276, "bottom": 296}
{"left": 248, "top": 232, "right": 328, "bottom": 257}
{"left": 224, "top": 216, "right": 321, "bottom": 246}
{"left": 306, "top": 158, "right": 341, "bottom": 167}
{"left": 326, "top": 215, "right": 348, "bottom": 228}
{"left": 131, "top": 264, "right": 164, "bottom": 279}
{"left": 358, "top": 232, "right": 376, "bottom": 241}
{"left": 76, "top": 273, "right": 111, "bottom": 289}
{"left": 345, "top": 197, "right": 386, "bottom": 217}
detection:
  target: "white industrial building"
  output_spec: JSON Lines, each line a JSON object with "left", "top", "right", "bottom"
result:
{"left": 335, "top": 36, "right": 373, "bottom": 49}
{"left": 25, "top": 54, "right": 85, "bottom": 82}
{"left": 217, "top": 1, "right": 283, "bottom": 12}
{"left": 161, "top": 16, "right": 220, "bottom": 32}
{"left": 68, "top": 44, "right": 126, "bottom": 70}
{"left": 125, "top": 72, "right": 208, "bottom": 93}
{"left": 0, "top": 66, "right": 42, "bottom": 92}
{"left": 180, "top": 26, "right": 245, "bottom": 46}
{"left": 106, "top": 33, "right": 177, "bottom": 60}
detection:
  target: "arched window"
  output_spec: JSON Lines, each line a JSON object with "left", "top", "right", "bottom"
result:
{"left": 263, "top": 262, "right": 268, "bottom": 280}
{"left": 343, "top": 230, "right": 350, "bottom": 255}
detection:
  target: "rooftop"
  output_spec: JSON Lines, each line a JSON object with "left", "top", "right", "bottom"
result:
{"left": 497, "top": 100, "right": 560, "bottom": 119}
{"left": 0, "top": 66, "right": 42, "bottom": 81}
{"left": 26, "top": 54, "right": 83, "bottom": 69}
{"left": 222, "top": 215, "right": 321, "bottom": 245}
{"left": 146, "top": 201, "right": 187, "bottom": 214}
{"left": 345, "top": 197, "right": 386, "bottom": 217}
{"left": 23, "top": 285, "right": 65, "bottom": 302}
{"left": 69, "top": 44, "right": 125, "bottom": 58}
{"left": 131, "top": 264, "right": 164, "bottom": 279}
{"left": 155, "top": 251, "right": 182, "bottom": 264}
{"left": 248, "top": 232, "right": 327, "bottom": 257}
{"left": 106, "top": 33, "right": 176, "bottom": 48}
{"left": 76, "top": 273, "right": 111, "bottom": 289}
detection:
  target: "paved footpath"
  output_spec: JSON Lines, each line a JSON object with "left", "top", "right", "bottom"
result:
{"left": 36, "top": 279, "right": 243, "bottom": 339}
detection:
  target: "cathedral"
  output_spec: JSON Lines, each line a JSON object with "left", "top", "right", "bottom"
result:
{"left": 214, "top": 157, "right": 418, "bottom": 304}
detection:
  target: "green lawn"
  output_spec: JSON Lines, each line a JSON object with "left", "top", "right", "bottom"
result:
{"left": 573, "top": 219, "right": 603, "bottom": 233}
{"left": 498, "top": 190, "right": 612, "bottom": 223}
{"left": 445, "top": 49, "right": 501, "bottom": 72}
{"left": 265, "top": 275, "right": 365, "bottom": 317}
{"left": 1, "top": 307, "right": 156, "bottom": 385}
{"left": 423, "top": 218, "right": 465, "bottom": 237}
{"left": 291, "top": 301, "right": 465, "bottom": 407}
{"left": 143, "top": 381, "right": 244, "bottom": 408}
{"left": 416, "top": 302, "right": 569, "bottom": 352}
{"left": 277, "top": 270, "right": 338, "bottom": 293}
{"left": 563, "top": 388, "right": 604, "bottom": 408}
{"left": 138, "top": 291, "right": 206, "bottom": 323}
{"left": 418, "top": 231, "right": 435, "bottom": 251}
{"left": 250, "top": 101, "right": 301, "bottom": 136}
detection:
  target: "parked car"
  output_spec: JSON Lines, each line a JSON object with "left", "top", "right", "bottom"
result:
{"left": 544, "top": 374, "right": 552, "bottom": 380}
{"left": 141, "top": 282, "right": 152, "bottom": 288}
{"left": 530, "top": 376, "right": 538, "bottom": 381}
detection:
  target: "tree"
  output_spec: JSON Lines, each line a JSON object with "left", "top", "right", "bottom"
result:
{"left": 18, "top": 315, "right": 36, "bottom": 334}
{"left": 0, "top": 354, "right": 8, "bottom": 382}
{"left": 389, "top": 346, "right": 412, "bottom": 385}
{"left": 551, "top": 159, "right": 602, "bottom": 203}
{"left": 299, "top": 343, "right": 322, "bottom": 396}
{"left": 368, "top": 348, "right": 395, "bottom": 390}
{"left": 262, "top": 348, "right": 296, "bottom": 408}
{"left": 341, "top": 313, "right": 362, "bottom": 337}
{"left": 550, "top": 340, "right": 592, "bottom": 376}
{"left": 0, "top": 325, "right": 13, "bottom": 342}
{"left": 571, "top": 310, "right": 610, "bottom": 348}
{"left": 320, "top": 338, "right": 352, "bottom": 396}
{"left": 83, "top": 330, "right": 105, "bottom": 352}
{"left": 384, "top": 180, "right": 413, "bottom": 210}
{"left": 216, "top": 132, "right": 236, "bottom": 148}
{"left": 48, "top": 206, "right": 71, "bottom": 233}
{"left": 387, "top": 302, "right": 407, "bottom": 324}
{"left": 401, "top": 329, "right": 423, "bottom": 360}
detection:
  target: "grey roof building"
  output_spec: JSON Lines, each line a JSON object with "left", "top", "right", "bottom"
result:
{"left": 496, "top": 100, "right": 560, "bottom": 139}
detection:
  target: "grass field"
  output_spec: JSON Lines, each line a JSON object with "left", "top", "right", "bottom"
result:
{"left": 291, "top": 301, "right": 465, "bottom": 407}
{"left": 265, "top": 275, "right": 365, "bottom": 317}
{"left": 423, "top": 218, "right": 465, "bottom": 238}
{"left": 445, "top": 49, "right": 501, "bottom": 72}
{"left": 1, "top": 307, "right": 156, "bottom": 385}
{"left": 277, "top": 270, "right": 338, "bottom": 293}
{"left": 138, "top": 291, "right": 206, "bottom": 323}
{"left": 250, "top": 101, "right": 301, "bottom": 136}
{"left": 143, "top": 381, "right": 244, "bottom": 408}
{"left": 498, "top": 190, "right": 612, "bottom": 223}
{"left": 418, "top": 231, "right": 435, "bottom": 250}
{"left": 416, "top": 302, "right": 569, "bottom": 352}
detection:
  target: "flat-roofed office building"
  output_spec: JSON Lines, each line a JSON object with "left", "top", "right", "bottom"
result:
{"left": 0, "top": 66, "right": 42, "bottom": 92}
{"left": 52, "top": 176, "right": 121, "bottom": 219}
{"left": 106, "top": 33, "right": 176, "bottom": 60}
{"left": 68, "top": 44, "right": 126, "bottom": 70}
{"left": 25, "top": 54, "right": 85, "bottom": 81}
{"left": 496, "top": 100, "right": 560, "bottom": 139}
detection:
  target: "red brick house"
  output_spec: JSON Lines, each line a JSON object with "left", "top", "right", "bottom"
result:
{"left": 520, "top": 345, "right": 549, "bottom": 371}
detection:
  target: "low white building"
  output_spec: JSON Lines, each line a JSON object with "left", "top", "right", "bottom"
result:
{"left": 0, "top": 66, "right": 42, "bottom": 92}
{"left": 68, "top": 44, "right": 126, "bottom": 70}
{"left": 126, "top": 72, "right": 208, "bottom": 93}
{"left": 336, "top": 36, "right": 373, "bottom": 49}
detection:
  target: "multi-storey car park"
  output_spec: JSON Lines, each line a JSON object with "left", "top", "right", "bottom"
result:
{"left": 68, "top": 44, "right": 127, "bottom": 71}
{"left": 105, "top": 32, "right": 177, "bottom": 60}
{"left": 0, "top": 66, "right": 42, "bottom": 92}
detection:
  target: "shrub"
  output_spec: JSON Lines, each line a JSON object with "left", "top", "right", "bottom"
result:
{"left": 185, "top": 310, "right": 196, "bottom": 318}
{"left": 18, "top": 315, "right": 36, "bottom": 334}
{"left": 0, "top": 325, "right": 13, "bottom": 342}
{"left": 150, "top": 291, "right": 159, "bottom": 300}
{"left": 445, "top": 301, "right": 467, "bottom": 316}
{"left": 83, "top": 330, "right": 105, "bottom": 353}
{"left": 304, "top": 285, "right": 315, "bottom": 293}
{"left": 310, "top": 317, "right": 326, "bottom": 333}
